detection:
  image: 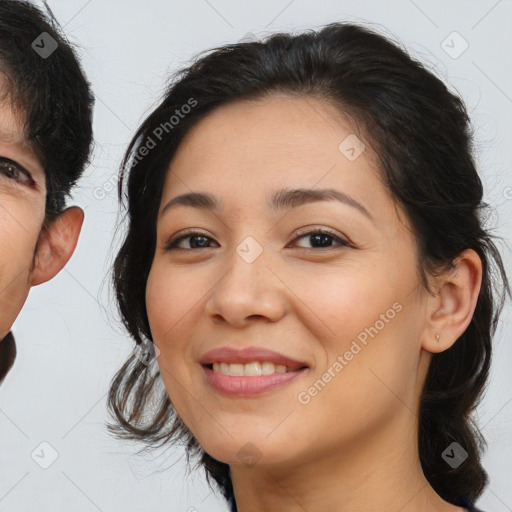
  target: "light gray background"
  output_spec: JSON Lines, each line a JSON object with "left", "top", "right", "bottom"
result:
{"left": 0, "top": 1, "right": 511, "bottom": 511}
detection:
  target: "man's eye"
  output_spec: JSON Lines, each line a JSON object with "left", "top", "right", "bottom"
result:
{"left": 0, "top": 157, "right": 35, "bottom": 186}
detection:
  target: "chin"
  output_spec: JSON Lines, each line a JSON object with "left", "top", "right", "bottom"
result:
{"left": 195, "top": 429, "right": 298, "bottom": 468}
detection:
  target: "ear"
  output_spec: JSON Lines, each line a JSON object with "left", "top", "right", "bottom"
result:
{"left": 422, "top": 249, "right": 482, "bottom": 354}
{"left": 30, "top": 206, "right": 84, "bottom": 286}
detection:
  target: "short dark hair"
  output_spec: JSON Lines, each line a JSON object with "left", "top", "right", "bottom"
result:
{"left": 107, "top": 22, "right": 510, "bottom": 511}
{"left": 0, "top": 0, "right": 94, "bottom": 220}
{"left": 0, "top": 0, "right": 94, "bottom": 384}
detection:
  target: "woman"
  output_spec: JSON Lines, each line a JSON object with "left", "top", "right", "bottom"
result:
{"left": 107, "top": 22, "right": 509, "bottom": 512}
{"left": 0, "top": 0, "right": 93, "bottom": 384}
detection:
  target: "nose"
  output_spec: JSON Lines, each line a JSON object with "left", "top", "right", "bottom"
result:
{"left": 204, "top": 239, "right": 287, "bottom": 328}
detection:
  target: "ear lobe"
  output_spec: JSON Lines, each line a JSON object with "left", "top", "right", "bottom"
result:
{"left": 30, "top": 206, "right": 84, "bottom": 286}
{"left": 422, "top": 249, "right": 482, "bottom": 354}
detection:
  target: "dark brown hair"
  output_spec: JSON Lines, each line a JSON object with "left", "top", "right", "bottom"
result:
{"left": 107, "top": 22, "right": 510, "bottom": 511}
{"left": 0, "top": 0, "right": 93, "bottom": 219}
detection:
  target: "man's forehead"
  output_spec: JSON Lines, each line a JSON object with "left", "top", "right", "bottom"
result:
{"left": 0, "top": 100, "right": 36, "bottom": 155}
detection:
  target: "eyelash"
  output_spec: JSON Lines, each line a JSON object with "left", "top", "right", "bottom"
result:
{"left": 164, "top": 227, "right": 352, "bottom": 252}
{"left": 0, "top": 157, "right": 36, "bottom": 187}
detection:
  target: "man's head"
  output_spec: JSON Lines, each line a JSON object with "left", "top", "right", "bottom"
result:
{"left": 0, "top": 0, "right": 94, "bottom": 383}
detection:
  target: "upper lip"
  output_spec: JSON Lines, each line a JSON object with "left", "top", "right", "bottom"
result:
{"left": 200, "top": 346, "right": 308, "bottom": 370}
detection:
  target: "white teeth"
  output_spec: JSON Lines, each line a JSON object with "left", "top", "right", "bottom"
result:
{"left": 211, "top": 361, "right": 296, "bottom": 376}
{"left": 261, "top": 362, "right": 275, "bottom": 375}
{"left": 228, "top": 363, "right": 244, "bottom": 376}
{"left": 244, "top": 362, "right": 262, "bottom": 376}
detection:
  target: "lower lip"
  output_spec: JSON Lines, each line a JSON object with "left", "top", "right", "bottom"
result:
{"left": 203, "top": 366, "right": 307, "bottom": 397}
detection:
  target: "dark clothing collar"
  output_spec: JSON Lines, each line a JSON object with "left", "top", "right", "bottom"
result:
{"left": 0, "top": 331, "right": 16, "bottom": 384}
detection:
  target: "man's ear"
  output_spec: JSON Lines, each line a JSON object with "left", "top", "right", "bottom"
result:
{"left": 30, "top": 206, "right": 84, "bottom": 286}
{"left": 421, "top": 248, "right": 482, "bottom": 353}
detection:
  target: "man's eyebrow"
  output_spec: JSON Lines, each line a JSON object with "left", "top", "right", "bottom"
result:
{"left": 0, "top": 127, "right": 22, "bottom": 140}
{"left": 0, "top": 130, "right": 17, "bottom": 145}
{"left": 161, "top": 187, "right": 373, "bottom": 221}
{"left": 0, "top": 129, "right": 33, "bottom": 153}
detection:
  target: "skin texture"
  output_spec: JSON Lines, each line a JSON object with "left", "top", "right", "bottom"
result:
{"left": 0, "top": 92, "right": 84, "bottom": 361}
{"left": 146, "top": 94, "right": 482, "bottom": 512}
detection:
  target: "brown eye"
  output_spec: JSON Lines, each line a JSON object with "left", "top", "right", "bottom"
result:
{"left": 0, "top": 157, "right": 35, "bottom": 186}
{"left": 289, "top": 227, "right": 352, "bottom": 250}
{"left": 164, "top": 227, "right": 353, "bottom": 252}
{"left": 165, "top": 231, "right": 218, "bottom": 251}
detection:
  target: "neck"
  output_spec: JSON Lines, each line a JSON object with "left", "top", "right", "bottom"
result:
{"left": 229, "top": 407, "right": 462, "bottom": 512}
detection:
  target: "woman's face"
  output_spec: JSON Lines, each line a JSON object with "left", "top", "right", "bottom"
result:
{"left": 146, "top": 94, "right": 434, "bottom": 468}
{"left": 0, "top": 90, "right": 46, "bottom": 340}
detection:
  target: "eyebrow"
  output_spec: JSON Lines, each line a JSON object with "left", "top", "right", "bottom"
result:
{"left": 0, "top": 130, "right": 37, "bottom": 163}
{"left": 161, "top": 187, "right": 373, "bottom": 221}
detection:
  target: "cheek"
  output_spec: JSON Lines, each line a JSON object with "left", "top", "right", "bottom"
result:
{"left": 146, "top": 262, "right": 209, "bottom": 430}
{"left": 145, "top": 261, "right": 204, "bottom": 394}
{"left": 286, "top": 263, "right": 394, "bottom": 357}
{"left": 146, "top": 262, "right": 199, "bottom": 345}
{"left": 292, "top": 259, "right": 420, "bottom": 391}
{"left": 0, "top": 202, "right": 43, "bottom": 338}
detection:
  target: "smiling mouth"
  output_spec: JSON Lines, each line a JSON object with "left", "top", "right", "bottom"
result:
{"left": 206, "top": 361, "right": 308, "bottom": 376}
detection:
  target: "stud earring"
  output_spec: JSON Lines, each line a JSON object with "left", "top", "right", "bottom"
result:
{"left": 435, "top": 333, "right": 440, "bottom": 342}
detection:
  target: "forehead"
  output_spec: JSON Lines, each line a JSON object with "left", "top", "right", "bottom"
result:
{"left": 164, "top": 94, "right": 384, "bottom": 206}
{"left": 0, "top": 72, "right": 29, "bottom": 146}
{"left": 181, "top": 94, "right": 356, "bottom": 154}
